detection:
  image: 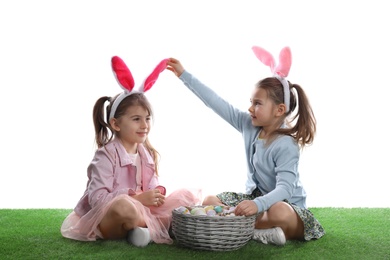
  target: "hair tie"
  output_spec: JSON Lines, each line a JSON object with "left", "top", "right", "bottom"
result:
{"left": 109, "top": 56, "right": 168, "bottom": 120}
{"left": 252, "top": 46, "right": 292, "bottom": 113}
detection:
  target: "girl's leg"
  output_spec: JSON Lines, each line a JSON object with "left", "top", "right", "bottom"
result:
{"left": 202, "top": 195, "right": 225, "bottom": 206}
{"left": 255, "top": 201, "right": 304, "bottom": 240}
{"left": 99, "top": 198, "right": 145, "bottom": 239}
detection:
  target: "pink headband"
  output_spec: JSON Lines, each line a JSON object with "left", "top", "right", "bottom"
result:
{"left": 109, "top": 56, "right": 168, "bottom": 120}
{"left": 252, "top": 46, "right": 292, "bottom": 113}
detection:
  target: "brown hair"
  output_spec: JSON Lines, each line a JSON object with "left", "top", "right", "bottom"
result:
{"left": 256, "top": 77, "right": 316, "bottom": 148}
{"left": 92, "top": 92, "right": 160, "bottom": 174}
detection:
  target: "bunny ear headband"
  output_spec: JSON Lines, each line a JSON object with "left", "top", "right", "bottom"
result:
{"left": 109, "top": 56, "right": 168, "bottom": 120}
{"left": 252, "top": 46, "right": 292, "bottom": 113}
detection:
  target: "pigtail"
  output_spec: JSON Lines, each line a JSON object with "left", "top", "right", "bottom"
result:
{"left": 291, "top": 84, "right": 316, "bottom": 146}
{"left": 276, "top": 83, "right": 316, "bottom": 147}
{"left": 92, "top": 96, "right": 114, "bottom": 148}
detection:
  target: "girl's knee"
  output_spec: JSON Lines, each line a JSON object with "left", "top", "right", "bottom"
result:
{"left": 108, "top": 198, "right": 143, "bottom": 230}
{"left": 267, "top": 202, "right": 295, "bottom": 223}
{"left": 267, "top": 202, "right": 304, "bottom": 239}
{"left": 110, "top": 198, "right": 139, "bottom": 220}
{"left": 270, "top": 201, "right": 292, "bottom": 213}
{"left": 202, "top": 195, "right": 222, "bottom": 206}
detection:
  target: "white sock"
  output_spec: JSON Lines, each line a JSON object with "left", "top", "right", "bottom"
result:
{"left": 127, "top": 227, "right": 151, "bottom": 247}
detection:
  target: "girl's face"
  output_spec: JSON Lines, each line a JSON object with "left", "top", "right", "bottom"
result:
{"left": 248, "top": 87, "right": 279, "bottom": 128}
{"left": 112, "top": 105, "right": 151, "bottom": 153}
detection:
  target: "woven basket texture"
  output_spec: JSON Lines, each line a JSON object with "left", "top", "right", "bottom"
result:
{"left": 172, "top": 208, "right": 256, "bottom": 251}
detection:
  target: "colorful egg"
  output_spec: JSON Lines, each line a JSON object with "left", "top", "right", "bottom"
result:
{"left": 193, "top": 208, "right": 207, "bottom": 216}
{"left": 214, "top": 206, "right": 223, "bottom": 213}
{"left": 190, "top": 208, "right": 199, "bottom": 215}
{"left": 228, "top": 207, "right": 236, "bottom": 213}
{"left": 176, "top": 206, "right": 190, "bottom": 214}
{"left": 204, "top": 205, "right": 214, "bottom": 212}
{"left": 206, "top": 209, "right": 216, "bottom": 216}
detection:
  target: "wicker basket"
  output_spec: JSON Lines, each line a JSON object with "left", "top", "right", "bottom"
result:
{"left": 172, "top": 206, "right": 256, "bottom": 251}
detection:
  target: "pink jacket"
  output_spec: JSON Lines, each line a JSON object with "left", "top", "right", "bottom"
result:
{"left": 74, "top": 138, "right": 159, "bottom": 217}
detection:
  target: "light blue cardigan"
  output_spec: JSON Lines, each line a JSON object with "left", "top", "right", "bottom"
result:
{"left": 179, "top": 71, "right": 307, "bottom": 212}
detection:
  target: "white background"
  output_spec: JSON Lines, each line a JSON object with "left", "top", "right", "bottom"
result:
{"left": 1, "top": 1, "right": 389, "bottom": 209}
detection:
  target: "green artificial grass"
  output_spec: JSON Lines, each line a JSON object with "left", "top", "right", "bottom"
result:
{"left": 0, "top": 208, "right": 389, "bottom": 260}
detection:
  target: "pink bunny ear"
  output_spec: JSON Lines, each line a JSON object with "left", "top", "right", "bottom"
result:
{"left": 252, "top": 45, "right": 293, "bottom": 113}
{"left": 141, "top": 58, "right": 169, "bottom": 92}
{"left": 111, "top": 56, "right": 135, "bottom": 92}
{"left": 109, "top": 57, "right": 168, "bottom": 120}
{"left": 252, "top": 46, "right": 275, "bottom": 72}
{"left": 274, "top": 47, "right": 292, "bottom": 77}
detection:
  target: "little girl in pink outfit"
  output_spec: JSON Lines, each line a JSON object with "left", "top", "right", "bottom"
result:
{"left": 61, "top": 56, "right": 200, "bottom": 246}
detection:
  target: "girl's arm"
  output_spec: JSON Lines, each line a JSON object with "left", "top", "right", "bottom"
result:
{"left": 86, "top": 148, "right": 130, "bottom": 208}
{"left": 167, "top": 58, "right": 248, "bottom": 133}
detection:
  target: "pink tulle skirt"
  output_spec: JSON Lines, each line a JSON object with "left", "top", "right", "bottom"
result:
{"left": 61, "top": 188, "right": 201, "bottom": 244}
